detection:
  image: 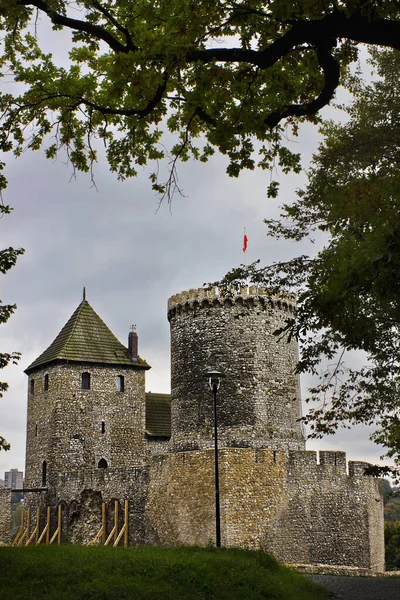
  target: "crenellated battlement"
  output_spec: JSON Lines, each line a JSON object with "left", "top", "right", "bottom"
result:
{"left": 167, "top": 286, "right": 296, "bottom": 320}
{"left": 200, "top": 447, "right": 371, "bottom": 478}
{"left": 286, "top": 449, "right": 371, "bottom": 477}
{"left": 152, "top": 447, "right": 372, "bottom": 481}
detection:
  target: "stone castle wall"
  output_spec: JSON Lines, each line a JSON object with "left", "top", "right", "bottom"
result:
{"left": 146, "top": 448, "right": 385, "bottom": 571}
{"left": 262, "top": 451, "right": 385, "bottom": 571}
{"left": 147, "top": 438, "right": 170, "bottom": 456}
{"left": 168, "top": 287, "right": 304, "bottom": 452}
{"left": 1, "top": 448, "right": 385, "bottom": 571}
{"left": 9, "top": 289, "right": 384, "bottom": 572}
{"left": 0, "top": 488, "right": 11, "bottom": 543}
{"left": 23, "top": 466, "right": 152, "bottom": 546}
{"left": 25, "top": 363, "right": 147, "bottom": 490}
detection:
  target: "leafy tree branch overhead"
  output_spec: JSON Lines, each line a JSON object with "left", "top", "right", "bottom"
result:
{"left": 0, "top": 1, "right": 399, "bottom": 198}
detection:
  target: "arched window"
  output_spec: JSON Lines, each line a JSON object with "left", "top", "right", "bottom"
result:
{"left": 82, "top": 372, "right": 90, "bottom": 390}
{"left": 30, "top": 379, "right": 35, "bottom": 395}
{"left": 98, "top": 458, "right": 108, "bottom": 469}
{"left": 42, "top": 461, "right": 47, "bottom": 486}
{"left": 44, "top": 374, "right": 49, "bottom": 392}
{"left": 116, "top": 375, "right": 124, "bottom": 392}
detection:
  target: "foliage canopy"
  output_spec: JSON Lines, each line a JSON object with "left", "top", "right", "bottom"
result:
{"left": 385, "top": 521, "right": 400, "bottom": 570}
{"left": 0, "top": 1, "right": 399, "bottom": 198}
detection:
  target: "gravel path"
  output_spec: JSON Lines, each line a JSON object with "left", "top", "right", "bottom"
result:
{"left": 306, "top": 574, "right": 400, "bottom": 600}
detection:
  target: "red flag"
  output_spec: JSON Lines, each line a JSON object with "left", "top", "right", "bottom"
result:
{"left": 243, "top": 232, "right": 248, "bottom": 253}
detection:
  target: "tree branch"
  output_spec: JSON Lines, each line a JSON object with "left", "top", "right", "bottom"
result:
{"left": 6, "top": 4, "right": 400, "bottom": 160}
{"left": 188, "top": 13, "right": 400, "bottom": 68}
{"left": 26, "top": 70, "right": 170, "bottom": 118}
{"left": 82, "top": 69, "right": 169, "bottom": 117}
{"left": 16, "top": 0, "right": 130, "bottom": 53}
{"left": 264, "top": 40, "right": 340, "bottom": 127}
{"left": 194, "top": 106, "right": 217, "bottom": 128}
{"left": 90, "top": 0, "right": 137, "bottom": 51}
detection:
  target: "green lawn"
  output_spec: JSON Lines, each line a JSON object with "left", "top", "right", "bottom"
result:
{"left": 0, "top": 545, "right": 328, "bottom": 600}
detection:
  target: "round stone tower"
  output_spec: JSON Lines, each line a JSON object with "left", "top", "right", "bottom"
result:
{"left": 168, "top": 286, "right": 305, "bottom": 452}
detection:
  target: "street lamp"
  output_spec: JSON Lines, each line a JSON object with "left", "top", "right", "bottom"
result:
{"left": 205, "top": 369, "right": 225, "bottom": 548}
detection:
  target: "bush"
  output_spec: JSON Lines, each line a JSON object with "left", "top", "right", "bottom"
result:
{"left": 385, "top": 522, "right": 400, "bottom": 571}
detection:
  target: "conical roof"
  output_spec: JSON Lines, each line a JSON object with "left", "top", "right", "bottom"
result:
{"left": 25, "top": 299, "right": 150, "bottom": 373}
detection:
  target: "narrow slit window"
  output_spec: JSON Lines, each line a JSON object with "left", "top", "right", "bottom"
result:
{"left": 30, "top": 379, "right": 35, "bottom": 395}
{"left": 98, "top": 458, "right": 108, "bottom": 469}
{"left": 42, "top": 460, "right": 47, "bottom": 486}
{"left": 101, "top": 421, "right": 105, "bottom": 434}
{"left": 44, "top": 374, "right": 49, "bottom": 392}
{"left": 35, "top": 424, "right": 38, "bottom": 437}
{"left": 82, "top": 372, "right": 91, "bottom": 390}
{"left": 116, "top": 375, "right": 124, "bottom": 393}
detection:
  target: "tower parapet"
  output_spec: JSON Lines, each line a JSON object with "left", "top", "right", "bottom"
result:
{"left": 168, "top": 286, "right": 304, "bottom": 452}
{"left": 168, "top": 286, "right": 296, "bottom": 317}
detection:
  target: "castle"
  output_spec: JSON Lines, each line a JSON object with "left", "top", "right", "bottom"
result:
{"left": 1, "top": 286, "right": 385, "bottom": 570}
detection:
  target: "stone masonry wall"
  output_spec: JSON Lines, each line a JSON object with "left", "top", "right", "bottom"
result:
{"left": 168, "top": 287, "right": 305, "bottom": 452}
{"left": 146, "top": 448, "right": 385, "bottom": 571}
{"left": 261, "top": 451, "right": 385, "bottom": 571}
{"left": 147, "top": 451, "right": 216, "bottom": 546}
{"left": 56, "top": 467, "right": 151, "bottom": 545}
{"left": 24, "top": 466, "right": 152, "bottom": 546}
{"left": 25, "top": 363, "right": 147, "bottom": 490}
{"left": 147, "top": 438, "right": 170, "bottom": 456}
{"left": 0, "top": 487, "right": 11, "bottom": 544}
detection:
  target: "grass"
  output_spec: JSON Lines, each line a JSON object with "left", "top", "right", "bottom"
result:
{"left": 0, "top": 545, "right": 328, "bottom": 600}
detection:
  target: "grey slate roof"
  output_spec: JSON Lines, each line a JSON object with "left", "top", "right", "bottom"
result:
{"left": 25, "top": 299, "right": 150, "bottom": 373}
{"left": 145, "top": 393, "right": 171, "bottom": 438}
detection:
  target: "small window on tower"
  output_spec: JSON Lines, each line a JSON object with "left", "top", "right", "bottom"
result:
{"left": 42, "top": 460, "right": 47, "bottom": 486}
{"left": 101, "top": 421, "right": 105, "bottom": 434}
{"left": 116, "top": 375, "right": 124, "bottom": 393}
{"left": 30, "top": 379, "right": 35, "bottom": 395}
{"left": 82, "top": 372, "right": 91, "bottom": 390}
{"left": 98, "top": 458, "right": 108, "bottom": 469}
{"left": 44, "top": 374, "right": 49, "bottom": 392}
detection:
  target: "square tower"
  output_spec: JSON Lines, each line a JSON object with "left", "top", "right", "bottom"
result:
{"left": 24, "top": 296, "right": 150, "bottom": 491}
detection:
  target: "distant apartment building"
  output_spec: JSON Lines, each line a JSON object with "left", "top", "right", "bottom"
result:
{"left": 4, "top": 469, "right": 24, "bottom": 489}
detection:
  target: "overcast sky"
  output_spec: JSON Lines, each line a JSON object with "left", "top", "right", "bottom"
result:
{"left": 0, "top": 14, "right": 390, "bottom": 479}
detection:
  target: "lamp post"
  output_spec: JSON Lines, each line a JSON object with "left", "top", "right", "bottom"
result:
{"left": 205, "top": 369, "right": 225, "bottom": 548}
